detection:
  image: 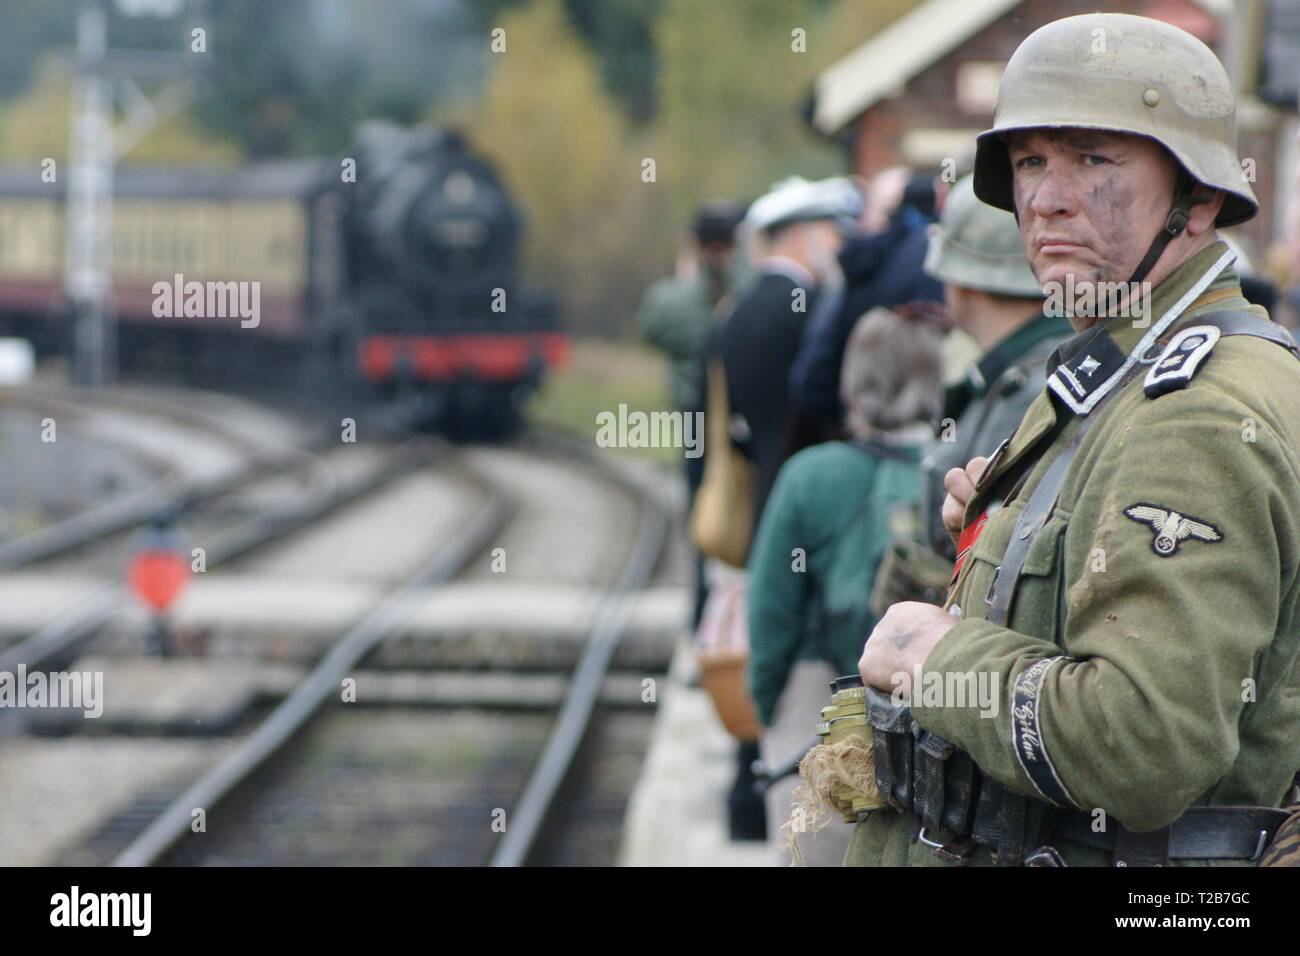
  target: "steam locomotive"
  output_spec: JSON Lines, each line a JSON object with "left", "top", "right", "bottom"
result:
{"left": 0, "top": 122, "right": 565, "bottom": 435}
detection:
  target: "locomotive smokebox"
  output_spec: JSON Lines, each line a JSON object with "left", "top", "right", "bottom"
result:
{"left": 348, "top": 121, "right": 521, "bottom": 313}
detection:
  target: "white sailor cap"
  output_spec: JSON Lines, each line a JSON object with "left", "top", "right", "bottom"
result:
{"left": 743, "top": 176, "right": 863, "bottom": 234}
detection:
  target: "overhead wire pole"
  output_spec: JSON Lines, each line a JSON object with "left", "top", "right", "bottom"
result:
{"left": 64, "top": 0, "right": 199, "bottom": 388}
{"left": 67, "top": 0, "right": 114, "bottom": 388}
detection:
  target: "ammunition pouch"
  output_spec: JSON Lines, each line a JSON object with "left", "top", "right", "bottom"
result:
{"left": 865, "top": 687, "right": 916, "bottom": 812}
{"left": 912, "top": 730, "right": 953, "bottom": 833}
{"left": 835, "top": 689, "right": 1292, "bottom": 866}
{"left": 869, "top": 536, "right": 955, "bottom": 618}
{"left": 863, "top": 687, "right": 1056, "bottom": 866}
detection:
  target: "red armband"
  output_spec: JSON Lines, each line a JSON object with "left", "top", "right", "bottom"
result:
{"left": 950, "top": 510, "right": 988, "bottom": 583}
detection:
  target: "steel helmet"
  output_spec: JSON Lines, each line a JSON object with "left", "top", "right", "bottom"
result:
{"left": 924, "top": 175, "right": 1042, "bottom": 298}
{"left": 973, "top": 13, "right": 1257, "bottom": 229}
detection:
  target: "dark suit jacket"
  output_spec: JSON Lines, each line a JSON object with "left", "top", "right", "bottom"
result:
{"left": 718, "top": 270, "right": 819, "bottom": 539}
{"left": 789, "top": 210, "right": 943, "bottom": 429}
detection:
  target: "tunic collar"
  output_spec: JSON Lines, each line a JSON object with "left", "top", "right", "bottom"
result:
{"left": 1044, "top": 242, "right": 1238, "bottom": 416}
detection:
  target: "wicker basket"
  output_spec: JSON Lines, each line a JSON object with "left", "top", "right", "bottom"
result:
{"left": 698, "top": 645, "right": 763, "bottom": 742}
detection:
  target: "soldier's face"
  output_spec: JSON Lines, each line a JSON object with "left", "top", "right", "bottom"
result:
{"left": 1006, "top": 129, "right": 1179, "bottom": 323}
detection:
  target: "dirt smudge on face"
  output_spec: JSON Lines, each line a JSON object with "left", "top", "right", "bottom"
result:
{"left": 1085, "top": 175, "right": 1140, "bottom": 284}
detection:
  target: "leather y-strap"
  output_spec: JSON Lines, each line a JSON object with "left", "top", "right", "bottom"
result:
{"left": 1177, "top": 309, "right": 1300, "bottom": 359}
{"left": 984, "top": 387, "right": 1118, "bottom": 627}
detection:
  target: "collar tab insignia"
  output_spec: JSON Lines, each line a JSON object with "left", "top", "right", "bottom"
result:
{"left": 1047, "top": 331, "right": 1126, "bottom": 415}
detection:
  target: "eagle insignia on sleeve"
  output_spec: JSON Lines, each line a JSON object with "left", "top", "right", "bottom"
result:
{"left": 1123, "top": 503, "right": 1223, "bottom": 556}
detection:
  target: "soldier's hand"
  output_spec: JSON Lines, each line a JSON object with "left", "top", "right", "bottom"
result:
{"left": 859, "top": 601, "right": 960, "bottom": 695}
{"left": 941, "top": 456, "right": 989, "bottom": 547}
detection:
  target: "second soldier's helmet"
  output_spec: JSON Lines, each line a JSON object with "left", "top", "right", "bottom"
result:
{"left": 973, "top": 13, "right": 1257, "bottom": 227}
{"left": 923, "top": 175, "right": 1042, "bottom": 298}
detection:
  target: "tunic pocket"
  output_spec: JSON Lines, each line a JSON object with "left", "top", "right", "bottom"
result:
{"left": 1012, "top": 510, "right": 1069, "bottom": 641}
{"left": 954, "top": 501, "right": 1069, "bottom": 643}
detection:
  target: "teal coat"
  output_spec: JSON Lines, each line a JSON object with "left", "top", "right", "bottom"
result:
{"left": 747, "top": 439, "right": 923, "bottom": 725}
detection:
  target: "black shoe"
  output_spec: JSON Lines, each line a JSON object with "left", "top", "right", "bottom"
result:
{"left": 728, "top": 742, "right": 767, "bottom": 841}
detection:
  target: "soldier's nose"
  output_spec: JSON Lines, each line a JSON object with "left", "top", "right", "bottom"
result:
{"left": 1028, "top": 169, "right": 1080, "bottom": 219}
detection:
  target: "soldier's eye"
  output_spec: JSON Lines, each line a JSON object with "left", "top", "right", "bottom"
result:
{"left": 1083, "top": 154, "right": 1112, "bottom": 166}
{"left": 1013, "top": 156, "right": 1044, "bottom": 169}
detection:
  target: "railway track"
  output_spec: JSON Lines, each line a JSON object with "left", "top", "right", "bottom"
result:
{"left": 108, "top": 448, "right": 515, "bottom": 866}
{"left": 0, "top": 385, "right": 442, "bottom": 673}
{"left": 1, "top": 407, "right": 676, "bottom": 867}
{"left": 73, "top": 434, "right": 666, "bottom": 868}
{"left": 0, "top": 383, "right": 336, "bottom": 575}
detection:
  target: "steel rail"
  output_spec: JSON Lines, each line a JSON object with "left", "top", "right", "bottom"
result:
{"left": 0, "top": 437, "right": 439, "bottom": 674}
{"left": 0, "top": 382, "right": 433, "bottom": 571}
{"left": 0, "top": 384, "right": 321, "bottom": 571}
{"left": 489, "top": 433, "right": 668, "bottom": 867}
{"left": 112, "top": 452, "right": 514, "bottom": 866}
{"left": 0, "top": 448, "right": 305, "bottom": 572}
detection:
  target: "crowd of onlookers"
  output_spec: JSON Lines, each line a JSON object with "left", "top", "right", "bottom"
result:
{"left": 638, "top": 167, "right": 960, "bottom": 858}
{"left": 637, "top": 164, "right": 1283, "bottom": 864}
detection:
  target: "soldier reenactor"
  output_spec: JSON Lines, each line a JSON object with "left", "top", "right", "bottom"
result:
{"left": 848, "top": 12, "right": 1300, "bottom": 866}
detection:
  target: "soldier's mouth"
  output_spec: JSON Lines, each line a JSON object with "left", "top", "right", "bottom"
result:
{"left": 1038, "top": 238, "right": 1088, "bottom": 254}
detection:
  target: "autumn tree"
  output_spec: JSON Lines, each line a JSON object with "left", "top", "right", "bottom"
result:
{"left": 454, "top": 0, "right": 668, "bottom": 336}
{"left": 654, "top": 0, "right": 924, "bottom": 224}
{"left": 0, "top": 60, "right": 241, "bottom": 164}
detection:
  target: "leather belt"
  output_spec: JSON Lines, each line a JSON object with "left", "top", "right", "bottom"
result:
{"left": 1052, "top": 806, "right": 1289, "bottom": 862}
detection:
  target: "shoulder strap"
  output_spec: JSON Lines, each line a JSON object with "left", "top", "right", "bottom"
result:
{"left": 984, "top": 411, "right": 1099, "bottom": 628}
{"left": 986, "top": 309, "right": 1296, "bottom": 620}
{"left": 1145, "top": 309, "right": 1299, "bottom": 399}
{"left": 1190, "top": 309, "right": 1299, "bottom": 357}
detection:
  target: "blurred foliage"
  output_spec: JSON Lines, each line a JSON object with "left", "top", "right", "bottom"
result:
{"left": 0, "top": 0, "right": 77, "bottom": 99}
{"left": 823, "top": 0, "right": 928, "bottom": 58}
{"left": 0, "top": 0, "right": 486, "bottom": 160}
{"left": 456, "top": 0, "right": 927, "bottom": 335}
{"left": 447, "top": 0, "right": 669, "bottom": 338}
{"left": 655, "top": 0, "right": 837, "bottom": 223}
{"left": 190, "top": 0, "right": 485, "bottom": 157}
{"left": 463, "top": 0, "right": 665, "bottom": 124}
{"left": 528, "top": 337, "right": 677, "bottom": 463}
{"left": 655, "top": 0, "right": 923, "bottom": 223}
{"left": 561, "top": 0, "right": 664, "bottom": 124}
{"left": 0, "top": 61, "right": 242, "bottom": 163}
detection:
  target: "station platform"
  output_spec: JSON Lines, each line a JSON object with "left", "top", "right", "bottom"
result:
{"left": 619, "top": 634, "right": 778, "bottom": 867}
{"left": 0, "top": 575, "right": 686, "bottom": 638}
